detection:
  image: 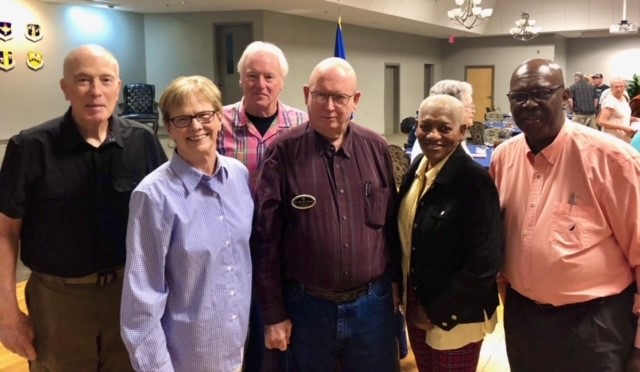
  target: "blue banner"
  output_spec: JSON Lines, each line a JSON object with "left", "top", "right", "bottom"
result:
{"left": 334, "top": 16, "right": 346, "bottom": 59}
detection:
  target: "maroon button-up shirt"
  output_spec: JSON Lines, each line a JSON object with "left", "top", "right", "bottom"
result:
{"left": 251, "top": 122, "right": 401, "bottom": 325}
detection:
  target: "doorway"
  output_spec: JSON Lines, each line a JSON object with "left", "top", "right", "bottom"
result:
{"left": 214, "top": 23, "right": 253, "bottom": 105}
{"left": 384, "top": 64, "right": 400, "bottom": 134}
{"left": 424, "top": 64, "right": 434, "bottom": 99}
{"left": 465, "top": 66, "right": 494, "bottom": 122}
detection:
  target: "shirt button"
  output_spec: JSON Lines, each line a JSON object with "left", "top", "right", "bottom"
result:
{"left": 339, "top": 189, "right": 344, "bottom": 194}
{"left": 413, "top": 223, "right": 417, "bottom": 229}
{"left": 412, "top": 246, "right": 416, "bottom": 251}
{"left": 230, "top": 290, "right": 236, "bottom": 296}
{"left": 231, "top": 314, "right": 237, "bottom": 320}
{"left": 342, "top": 215, "right": 347, "bottom": 220}
{"left": 529, "top": 203, "right": 535, "bottom": 208}
{"left": 227, "top": 266, "right": 233, "bottom": 271}
{"left": 343, "top": 243, "right": 349, "bottom": 248}
{"left": 225, "top": 240, "right": 231, "bottom": 247}
{"left": 440, "top": 210, "right": 445, "bottom": 216}
{"left": 413, "top": 286, "right": 417, "bottom": 290}
{"left": 336, "top": 164, "right": 340, "bottom": 169}
{"left": 451, "top": 315, "right": 457, "bottom": 320}
{"left": 219, "top": 215, "right": 224, "bottom": 221}
{"left": 342, "top": 271, "right": 349, "bottom": 276}
{"left": 442, "top": 322, "right": 448, "bottom": 327}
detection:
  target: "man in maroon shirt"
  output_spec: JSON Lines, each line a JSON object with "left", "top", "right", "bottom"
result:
{"left": 251, "top": 57, "right": 401, "bottom": 371}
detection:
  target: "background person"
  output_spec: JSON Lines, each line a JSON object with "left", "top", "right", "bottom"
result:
{"left": 121, "top": 76, "right": 253, "bottom": 371}
{"left": 251, "top": 57, "right": 401, "bottom": 372}
{"left": 218, "top": 41, "right": 307, "bottom": 371}
{"left": 0, "top": 44, "right": 166, "bottom": 371}
{"left": 399, "top": 94, "right": 502, "bottom": 371}
{"left": 598, "top": 76, "right": 639, "bottom": 142}
{"left": 491, "top": 58, "right": 640, "bottom": 371}
{"left": 592, "top": 72, "right": 609, "bottom": 119}
{"left": 567, "top": 72, "right": 596, "bottom": 128}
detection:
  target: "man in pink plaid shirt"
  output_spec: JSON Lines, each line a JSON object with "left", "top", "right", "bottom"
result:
{"left": 219, "top": 41, "right": 307, "bottom": 190}
{"left": 218, "top": 41, "right": 307, "bottom": 371}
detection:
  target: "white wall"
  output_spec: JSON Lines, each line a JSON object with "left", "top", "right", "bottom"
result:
{"left": 553, "top": 35, "right": 568, "bottom": 84}
{"left": 0, "top": 0, "right": 145, "bottom": 139}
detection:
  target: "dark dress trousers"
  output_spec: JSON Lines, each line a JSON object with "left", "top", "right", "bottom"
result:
{"left": 398, "top": 145, "right": 503, "bottom": 331}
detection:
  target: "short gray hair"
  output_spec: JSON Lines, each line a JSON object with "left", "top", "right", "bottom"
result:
{"left": 419, "top": 94, "right": 465, "bottom": 124}
{"left": 610, "top": 76, "right": 627, "bottom": 86}
{"left": 237, "top": 41, "right": 289, "bottom": 78}
{"left": 429, "top": 80, "right": 473, "bottom": 101}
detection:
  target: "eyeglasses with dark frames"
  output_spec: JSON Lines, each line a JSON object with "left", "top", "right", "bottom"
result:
{"left": 310, "top": 92, "right": 354, "bottom": 106}
{"left": 506, "top": 86, "right": 564, "bottom": 104}
{"left": 169, "top": 110, "right": 217, "bottom": 128}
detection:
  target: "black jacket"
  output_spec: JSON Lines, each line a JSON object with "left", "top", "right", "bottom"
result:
{"left": 398, "top": 145, "right": 503, "bottom": 331}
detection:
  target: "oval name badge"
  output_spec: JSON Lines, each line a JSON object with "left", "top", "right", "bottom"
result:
{"left": 291, "top": 194, "right": 316, "bottom": 210}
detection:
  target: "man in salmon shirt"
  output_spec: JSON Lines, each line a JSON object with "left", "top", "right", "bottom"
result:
{"left": 490, "top": 58, "right": 640, "bottom": 371}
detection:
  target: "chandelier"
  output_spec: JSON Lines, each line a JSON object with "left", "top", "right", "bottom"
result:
{"left": 510, "top": 12, "right": 541, "bottom": 41}
{"left": 447, "top": 0, "right": 493, "bottom": 30}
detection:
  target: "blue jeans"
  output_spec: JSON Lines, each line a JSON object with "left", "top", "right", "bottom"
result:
{"left": 284, "top": 276, "right": 399, "bottom": 372}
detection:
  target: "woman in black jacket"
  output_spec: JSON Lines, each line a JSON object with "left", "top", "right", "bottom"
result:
{"left": 398, "top": 94, "right": 503, "bottom": 371}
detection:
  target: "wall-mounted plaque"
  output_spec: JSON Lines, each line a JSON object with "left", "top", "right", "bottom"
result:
{"left": 0, "top": 22, "right": 13, "bottom": 42}
{"left": 27, "top": 51, "right": 44, "bottom": 71}
{"left": 25, "top": 24, "right": 43, "bottom": 42}
{"left": 0, "top": 50, "right": 15, "bottom": 71}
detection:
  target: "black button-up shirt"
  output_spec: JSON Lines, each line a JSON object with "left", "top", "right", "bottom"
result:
{"left": 0, "top": 109, "right": 167, "bottom": 277}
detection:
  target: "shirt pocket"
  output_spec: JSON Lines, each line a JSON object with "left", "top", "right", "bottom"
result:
{"left": 112, "top": 176, "right": 140, "bottom": 192}
{"left": 365, "top": 186, "right": 389, "bottom": 229}
{"left": 548, "top": 202, "right": 597, "bottom": 250}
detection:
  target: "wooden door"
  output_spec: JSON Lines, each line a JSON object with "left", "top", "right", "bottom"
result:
{"left": 465, "top": 66, "right": 494, "bottom": 122}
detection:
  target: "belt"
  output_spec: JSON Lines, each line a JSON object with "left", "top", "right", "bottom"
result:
{"left": 296, "top": 281, "right": 373, "bottom": 303}
{"left": 36, "top": 266, "right": 125, "bottom": 287}
{"left": 510, "top": 284, "right": 634, "bottom": 311}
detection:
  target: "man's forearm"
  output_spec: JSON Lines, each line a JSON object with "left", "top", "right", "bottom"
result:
{"left": 0, "top": 215, "right": 21, "bottom": 316}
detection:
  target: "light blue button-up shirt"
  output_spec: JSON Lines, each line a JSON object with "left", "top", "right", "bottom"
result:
{"left": 121, "top": 153, "right": 253, "bottom": 372}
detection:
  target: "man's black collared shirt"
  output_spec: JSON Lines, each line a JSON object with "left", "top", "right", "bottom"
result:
{"left": 0, "top": 109, "right": 167, "bottom": 277}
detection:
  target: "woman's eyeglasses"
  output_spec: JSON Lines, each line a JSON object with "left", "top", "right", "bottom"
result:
{"left": 169, "top": 111, "right": 217, "bottom": 128}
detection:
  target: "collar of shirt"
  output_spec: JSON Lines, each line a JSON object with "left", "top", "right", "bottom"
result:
{"left": 236, "top": 98, "right": 292, "bottom": 129}
{"left": 169, "top": 152, "right": 230, "bottom": 193}
{"left": 414, "top": 149, "right": 450, "bottom": 193}
{"left": 312, "top": 124, "right": 353, "bottom": 159}
{"left": 60, "top": 107, "right": 122, "bottom": 153}
{"left": 416, "top": 145, "right": 469, "bottom": 190}
{"left": 526, "top": 119, "right": 572, "bottom": 166}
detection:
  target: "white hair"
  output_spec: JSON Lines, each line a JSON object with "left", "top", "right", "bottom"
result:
{"left": 237, "top": 41, "right": 289, "bottom": 77}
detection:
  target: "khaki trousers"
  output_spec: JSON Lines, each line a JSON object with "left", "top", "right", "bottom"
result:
{"left": 25, "top": 271, "right": 133, "bottom": 372}
{"left": 573, "top": 114, "right": 596, "bottom": 129}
